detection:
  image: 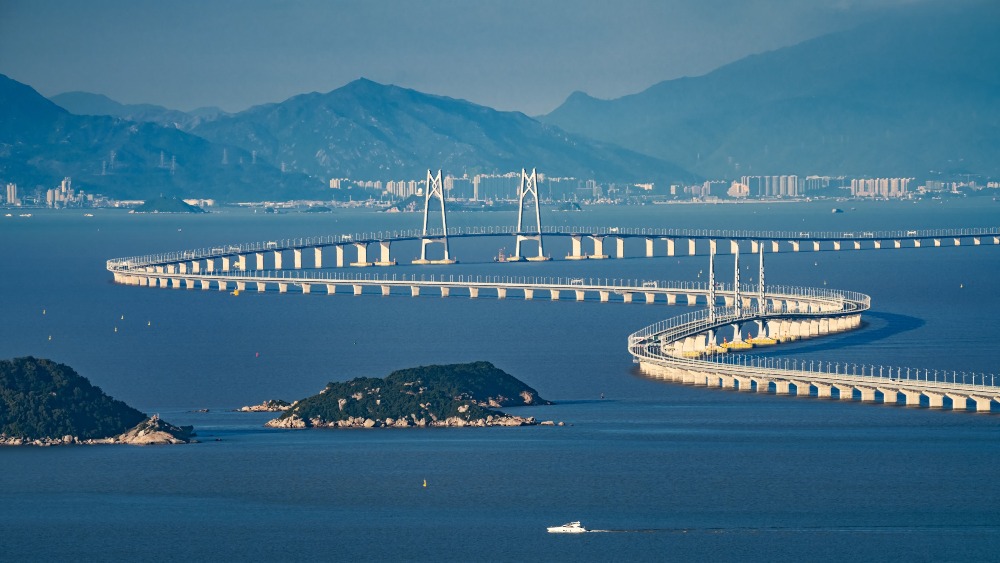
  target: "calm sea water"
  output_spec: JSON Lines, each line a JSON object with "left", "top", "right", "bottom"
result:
{"left": 1, "top": 199, "right": 999, "bottom": 561}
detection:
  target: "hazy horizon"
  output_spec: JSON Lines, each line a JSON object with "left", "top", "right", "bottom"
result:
{"left": 0, "top": 0, "right": 937, "bottom": 116}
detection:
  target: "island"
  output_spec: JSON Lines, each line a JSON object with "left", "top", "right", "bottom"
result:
{"left": 0, "top": 357, "right": 195, "bottom": 446}
{"left": 131, "top": 196, "right": 206, "bottom": 214}
{"left": 266, "top": 361, "right": 554, "bottom": 429}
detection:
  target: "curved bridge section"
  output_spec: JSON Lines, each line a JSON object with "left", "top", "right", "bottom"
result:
{"left": 628, "top": 296, "right": 1000, "bottom": 412}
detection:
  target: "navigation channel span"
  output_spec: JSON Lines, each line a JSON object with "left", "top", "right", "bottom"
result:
{"left": 106, "top": 170, "right": 1000, "bottom": 412}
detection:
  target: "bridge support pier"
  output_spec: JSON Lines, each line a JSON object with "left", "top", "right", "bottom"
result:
{"left": 790, "top": 241, "right": 800, "bottom": 252}
{"left": 301, "top": 283, "right": 311, "bottom": 294}
{"left": 375, "top": 241, "right": 396, "bottom": 266}
{"left": 590, "top": 236, "right": 608, "bottom": 259}
{"left": 623, "top": 293, "right": 633, "bottom": 303}
{"left": 833, "top": 241, "right": 841, "bottom": 251}
{"left": 898, "top": 389, "right": 921, "bottom": 406}
{"left": 273, "top": 251, "right": 283, "bottom": 270}
{"left": 255, "top": 282, "right": 266, "bottom": 293}
{"left": 522, "top": 288, "right": 532, "bottom": 300}
{"left": 771, "top": 241, "right": 780, "bottom": 253}
{"left": 923, "top": 391, "right": 944, "bottom": 408}
{"left": 947, "top": 394, "right": 969, "bottom": 411}
{"left": 278, "top": 283, "right": 288, "bottom": 294}
{"left": 255, "top": 253, "right": 264, "bottom": 270}
{"left": 835, "top": 385, "right": 854, "bottom": 400}
{"left": 970, "top": 396, "right": 993, "bottom": 412}
{"left": 773, "top": 381, "right": 790, "bottom": 395}
{"left": 469, "top": 287, "right": 479, "bottom": 299}
{"left": 789, "top": 380, "right": 810, "bottom": 397}
{"left": 575, "top": 290, "right": 586, "bottom": 301}
{"left": 353, "top": 284, "right": 363, "bottom": 296}
{"left": 440, "top": 287, "right": 450, "bottom": 298}
{"left": 351, "top": 243, "right": 372, "bottom": 267}
{"left": 646, "top": 238, "right": 655, "bottom": 258}
{"left": 812, "top": 241, "right": 820, "bottom": 252}
{"left": 874, "top": 240, "right": 882, "bottom": 250}
{"left": 293, "top": 249, "right": 302, "bottom": 269}
{"left": 411, "top": 286, "right": 420, "bottom": 297}
{"left": 754, "top": 379, "right": 771, "bottom": 393}
{"left": 853, "top": 241, "right": 861, "bottom": 250}
{"left": 381, "top": 285, "right": 390, "bottom": 296}
{"left": 730, "top": 240, "right": 739, "bottom": 254}
{"left": 688, "top": 239, "right": 696, "bottom": 256}
{"left": 221, "top": 256, "right": 231, "bottom": 271}
{"left": 665, "top": 238, "right": 675, "bottom": 257}
{"left": 615, "top": 237, "right": 625, "bottom": 259}
{"left": 813, "top": 383, "right": 832, "bottom": 398}
{"left": 314, "top": 247, "right": 323, "bottom": 268}
{"left": 878, "top": 388, "right": 899, "bottom": 405}
{"left": 497, "top": 288, "right": 507, "bottom": 299}
{"left": 326, "top": 284, "right": 337, "bottom": 295}
{"left": 566, "top": 235, "right": 586, "bottom": 260}
{"left": 645, "top": 292, "right": 656, "bottom": 304}
{"left": 913, "top": 239, "right": 921, "bottom": 248}
{"left": 336, "top": 246, "right": 345, "bottom": 268}
{"left": 200, "top": 279, "right": 210, "bottom": 290}
{"left": 856, "top": 386, "right": 877, "bottom": 401}
{"left": 218, "top": 280, "right": 227, "bottom": 291}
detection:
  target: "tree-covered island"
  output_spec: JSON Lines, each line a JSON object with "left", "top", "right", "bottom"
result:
{"left": 0, "top": 357, "right": 195, "bottom": 446}
{"left": 266, "top": 361, "right": 555, "bottom": 429}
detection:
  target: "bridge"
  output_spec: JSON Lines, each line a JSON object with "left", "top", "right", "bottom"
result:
{"left": 105, "top": 168, "right": 1000, "bottom": 413}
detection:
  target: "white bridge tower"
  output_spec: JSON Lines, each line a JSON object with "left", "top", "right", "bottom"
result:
{"left": 414, "top": 169, "right": 456, "bottom": 264}
{"left": 511, "top": 168, "right": 549, "bottom": 261}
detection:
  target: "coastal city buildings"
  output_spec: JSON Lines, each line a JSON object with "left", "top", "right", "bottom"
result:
{"left": 850, "top": 178, "right": 912, "bottom": 198}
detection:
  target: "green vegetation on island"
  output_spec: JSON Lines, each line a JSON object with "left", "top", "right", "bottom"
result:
{"left": 0, "top": 357, "right": 194, "bottom": 445}
{"left": 133, "top": 196, "right": 206, "bottom": 214}
{"left": 267, "top": 361, "right": 552, "bottom": 429}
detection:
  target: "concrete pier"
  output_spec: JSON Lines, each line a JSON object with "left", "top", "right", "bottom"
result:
{"left": 293, "top": 249, "right": 302, "bottom": 269}
{"left": 351, "top": 243, "right": 372, "bottom": 267}
{"left": 590, "top": 236, "right": 608, "bottom": 259}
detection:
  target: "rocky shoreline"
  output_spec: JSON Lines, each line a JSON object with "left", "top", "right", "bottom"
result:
{"left": 266, "top": 413, "right": 562, "bottom": 429}
{"left": 237, "top": 399, "right": 292, "bottom": 412}
{"left": 0, "top": 415, "right": 196, "bottom": 447}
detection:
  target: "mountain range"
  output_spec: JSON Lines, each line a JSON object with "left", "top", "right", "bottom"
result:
{"left": 541, "top": 1, "right": 1000, "bottom": 179}
{"left": 0, "top": 75, "right": 319, "bottom": 201}
{"left": 3, "top": 1, "right": 997, "bottom": 202}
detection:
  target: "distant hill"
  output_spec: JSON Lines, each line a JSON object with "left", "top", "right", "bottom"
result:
{"left": 49, "top": 91, "right": 227, "bottom": 130}
{"left": 0, "top": 74, "right": 323, "bottom": 201}
{"left": 541, "top": 1, "right": 1000, "bottom": 179}
{"left": 133, "top": 196, "right": 206, "bottom": 213}
{"left": 191, "top": 78, "right": 695, "bottom": 184}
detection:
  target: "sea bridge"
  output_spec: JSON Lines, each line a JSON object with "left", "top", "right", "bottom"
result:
{"left": 106, "top": 169, "right": 1000, "bottom": 413}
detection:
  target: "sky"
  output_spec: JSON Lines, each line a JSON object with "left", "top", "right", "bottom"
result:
{"left": 0, "top": 0, "right": 928, "bottom": 116}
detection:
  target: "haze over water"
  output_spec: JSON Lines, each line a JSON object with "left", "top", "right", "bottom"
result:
{"left": 1, "top": 199, "right": 999, "bottom": 561}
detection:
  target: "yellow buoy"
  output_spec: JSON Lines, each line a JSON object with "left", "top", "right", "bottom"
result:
{"left": 423, "top": 479, "right": 427, "bottom": 488}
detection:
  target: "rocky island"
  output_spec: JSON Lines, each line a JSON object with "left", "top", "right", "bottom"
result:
{"left": 266, "top": 361, "right": 554, "bottom": 429}
{"left": 0, "top": 357, "right": 195, "bottom": 446}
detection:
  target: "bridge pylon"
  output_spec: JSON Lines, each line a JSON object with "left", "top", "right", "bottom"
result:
{"left": 413, "top": 169, "right": 456, "bottom": 265}
{"left": 509, "top": 168, "right": 549, "bottom": 261}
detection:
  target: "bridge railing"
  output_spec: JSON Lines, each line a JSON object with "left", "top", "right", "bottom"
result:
{"left": 106, "top": 225, "right": 1000, "bottom": 271}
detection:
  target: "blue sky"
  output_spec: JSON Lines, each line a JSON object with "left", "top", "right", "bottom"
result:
{"left": 0, "top": 0, "right": 929, "bottom": 115}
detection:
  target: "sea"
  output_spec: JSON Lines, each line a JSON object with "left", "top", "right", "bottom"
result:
{"left": 1, "top": 198, "right": 998, "bottom": 562}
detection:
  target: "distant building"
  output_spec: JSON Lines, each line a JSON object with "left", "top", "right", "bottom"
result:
{"left": 740, "top": 175, "right": 799, "bottom": 197}
{"left": 444, "top": 175, "right": 474, "bottom": 200}
{"left": 850, "top": 178, "right": 911, "bottom": 198}
{"left": 473, "top": 172, "right": 520, "bottom": 201}
{"left": 6, "top": 183, "right": 18, "bottom": 205}
{"left": 727, "top": 181, "right": 750, "bottom": 198}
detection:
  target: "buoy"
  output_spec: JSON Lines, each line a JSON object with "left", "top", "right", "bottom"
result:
{"left": 42, "top": 309, "right": 46, "bottom": 315}
{"left": 423, "top": 479, "right": 427, "bottom": 488}
{"left": 120, "top": 315, "right": 124, "bottom": 320}
{"left": 114, "top": 327, "right": 118, "bottom": 333}
{"left": 48, "top": 335, "right": 52, "bottom": 341}
{"left": 147, "top": 321, "right": 151, "bottom": 326}
{"left": 960, "top": 283, "right": 964, "bottom": 289}
{"left": 255, "top": 352, "right": 259, "bottom": 358}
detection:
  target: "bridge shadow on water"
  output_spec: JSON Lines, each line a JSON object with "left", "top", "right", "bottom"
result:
{"left": 751, "top": 310, "right": 925, "bottom": 358}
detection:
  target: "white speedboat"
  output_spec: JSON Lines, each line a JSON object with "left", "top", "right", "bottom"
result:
{"left": 547, "top": 521, "right": 587, "bottom": 534}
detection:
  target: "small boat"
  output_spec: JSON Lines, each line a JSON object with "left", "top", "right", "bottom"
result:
{"left": 84, "top": 213, "right": 94, "bottom": 217}
{"left": 547, "top": 521, "right": 587, "bottom": 534}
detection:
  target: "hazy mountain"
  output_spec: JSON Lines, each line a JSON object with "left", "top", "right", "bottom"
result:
{"left": 49, "top": 91, "right": 227, "bottom": 130}
{"left": 541, "top": 1, "right": 1000, "bottom": 179}
{"left": 0, "top": 74, "right": 321, "bottom": 201}
{"left": 191, "top": 78, "right": 694, "bottom": 184}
